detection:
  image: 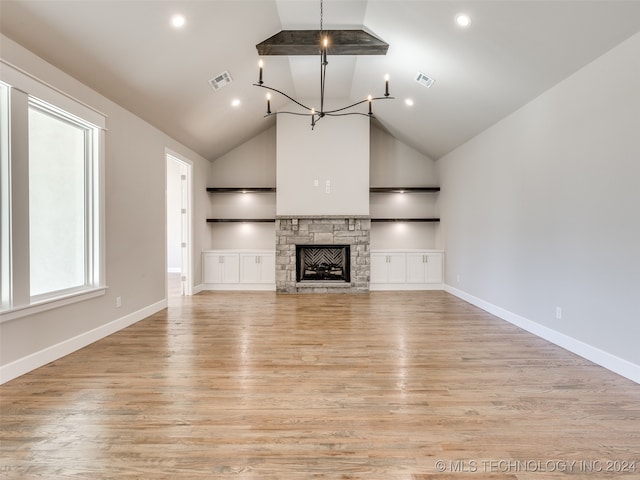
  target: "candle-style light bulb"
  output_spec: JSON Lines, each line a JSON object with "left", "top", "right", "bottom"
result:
{"left": 266, "top": 93, "right": 271, "bottom": 114}
{"left": 311, "top": 108, "right": 316, "bottom": 127}
{"left": 368, "top": 95, "right": 373, "bottom": 115}
{"left": 384, "top": 74, "right": 390, "bottom": 97}
{"left": 258, "top": 60, "right": 264, "bottom": 85}
{"left": 322, "top": 37, "right": 328, "bottom": 65}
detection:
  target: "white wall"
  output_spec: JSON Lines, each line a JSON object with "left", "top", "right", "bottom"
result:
{"left": 438, "top": 33, "right": 640, "bottom": 379}
{"left": 208, "top": 126, "right": 276, "bottom": 250}
{"left": 0, "top": 35, "right": 210, "bottom": 380}
{"left": 370, "top": 125, "right": 440, "bottom": 250}
{"left": 277, "top": 110, "right": 369, "bottom": 216}
{"left": 207, "top": 126, "right": 276, "bottom": 187}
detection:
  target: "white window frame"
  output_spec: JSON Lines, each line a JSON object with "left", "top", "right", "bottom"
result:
{"left": 0, "top": 60, "right": 106, "bottom": 323}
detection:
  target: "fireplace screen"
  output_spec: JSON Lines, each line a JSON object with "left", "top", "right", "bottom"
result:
{"left": 296, "top": 245, "right": 351, "bottom": 282}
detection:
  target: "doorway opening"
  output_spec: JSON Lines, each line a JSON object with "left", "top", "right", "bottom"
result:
{"left": 166, "top": 151, "right": 193, "bottom": 296}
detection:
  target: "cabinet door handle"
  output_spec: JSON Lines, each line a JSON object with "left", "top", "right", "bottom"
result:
{"left": 219, "top": 257, "right": 224, "bottom": 264}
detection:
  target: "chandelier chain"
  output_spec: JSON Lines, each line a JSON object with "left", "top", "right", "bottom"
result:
{"left": 320, "top": 0, "right": 323, "bottom": 33}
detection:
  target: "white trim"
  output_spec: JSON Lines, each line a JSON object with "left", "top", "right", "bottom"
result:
{"left": 0, "top": 59, "right": 106, "bottom": 128}
{"left": 193, "top": 283, "right": 204, "bottom": 294}
{"left": 201, "top": 283, "right": 276, "bottom": 291}
{"left": 0, "top": 287, "right": 107, "bottom": 323}
{"left": 370, "top": 283, "right": 443, "bottom": 291}
{"left": 0, "top": 299, "right": 167, "bottom": 384}
{"left": 444, "top": 284, "right": 640, "bottom": 385}
{"left": 167, "top": 267, "right": 181, "bottom": 273}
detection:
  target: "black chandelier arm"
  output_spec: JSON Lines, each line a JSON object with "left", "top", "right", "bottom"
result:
{"left": 263, "top": 111, "right": 317, "bottom": 117}
{"left": 324, "top": 112, "right": 375, "bottom": 118}
{"left": 252, "top": 84, "right": 314, "bottom": 112}
{"left": 322, "top": 96, "right": 395, "bottom": 115}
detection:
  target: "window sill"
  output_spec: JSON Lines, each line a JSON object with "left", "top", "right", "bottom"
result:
{"left": 0, "top": 287, "right": 107, "bottom": 323}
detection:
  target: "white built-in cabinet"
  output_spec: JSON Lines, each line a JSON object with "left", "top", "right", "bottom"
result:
{"left": 406, "top": 252, "right": 443, "bottom": 284}
{"left": 371, "top": 252, "right": 406, "bottom": 284}
{"left": 240, "top": 253, "right": 276, "bottom": 285}
{"left": 370, "top": 250, "right": 443, "bottom": 290}
{"left": 203, "top": 252, "right": 239, "bottom": 284}
{"left": 202, "top": 250, "right": 275, "bottom": 290}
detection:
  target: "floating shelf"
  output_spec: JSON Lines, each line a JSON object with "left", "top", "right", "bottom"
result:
{"left": 207, "top": 187, "right": 276, "bottom": 193}
{"left": 207, "top": 219, "right": 276, "bottom": 223}
{"left": 370, "top": 187, "right": 440, "bottom": 193}
{"left": 371, "top": 218, "right": 440, "bottom": 223}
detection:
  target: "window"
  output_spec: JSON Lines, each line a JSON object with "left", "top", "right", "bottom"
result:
{"left": 0, "top": 62, "right": 106, "bottom": 321}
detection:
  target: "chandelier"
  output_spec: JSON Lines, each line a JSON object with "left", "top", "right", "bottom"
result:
{"left": 253, "top": 0, "right": 394, "bottom": 129}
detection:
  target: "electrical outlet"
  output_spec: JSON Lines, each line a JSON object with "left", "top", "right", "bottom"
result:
{"left": 116, "top": 296, "right": 122, "bottom": 308}
{"left": 555, "top": 306, "right": 562, "bottom": 320}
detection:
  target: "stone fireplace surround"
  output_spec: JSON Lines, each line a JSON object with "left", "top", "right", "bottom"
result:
{"left": 276, "top": 216, "right": 370, "bottom": 293}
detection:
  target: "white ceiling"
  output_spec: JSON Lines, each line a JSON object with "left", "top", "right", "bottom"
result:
{"left": 1, "top": 1, "right": 639, "bottom": 160}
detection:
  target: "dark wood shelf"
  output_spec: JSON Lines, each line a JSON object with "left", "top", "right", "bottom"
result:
{"left": 207, "top": 218, "right": 275, "bottom": 223}
{"left": 370, "top": 187, "right": 440, "bottom": 193}
{"left": 371, "top": 218, "right": 440, "bottom": 223}
{"left": 207, "top": 187, "right": 276, "bottom": 193}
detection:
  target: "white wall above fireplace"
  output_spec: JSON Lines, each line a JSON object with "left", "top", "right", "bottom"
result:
{"left": 276, "top": 106, "right": 370, "bottom": 216}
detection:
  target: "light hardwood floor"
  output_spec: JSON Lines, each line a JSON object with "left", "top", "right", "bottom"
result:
{"left": 1, "top": 290, "right": 639, "bottom": 479}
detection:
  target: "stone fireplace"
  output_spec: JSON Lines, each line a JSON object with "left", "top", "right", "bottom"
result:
{"left": 276, "top": 216, "right": 370, "bottom": 293}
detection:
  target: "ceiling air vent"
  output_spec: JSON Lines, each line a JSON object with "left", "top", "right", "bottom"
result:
{"left": 415, "top": 72, "right": 435, "bottom": 88}
{"left": 209, "top": 71, "right": 233, "bottom": 91}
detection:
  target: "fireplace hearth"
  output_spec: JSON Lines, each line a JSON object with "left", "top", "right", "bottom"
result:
{"left": 296, "top": 245, "right": 350, "bottom": 282}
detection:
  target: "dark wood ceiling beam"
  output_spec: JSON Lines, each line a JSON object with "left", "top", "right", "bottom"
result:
{"left": 256, "top": 30, "right": 389, "bottom": 56}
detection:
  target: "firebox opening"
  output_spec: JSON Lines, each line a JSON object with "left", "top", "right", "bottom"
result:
{"left": 296, "top": 245, "right": 351, "bottom": 283}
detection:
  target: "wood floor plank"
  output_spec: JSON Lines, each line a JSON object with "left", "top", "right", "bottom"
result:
{"left": 1, "top": 291, "right": 639, "bottom": 479}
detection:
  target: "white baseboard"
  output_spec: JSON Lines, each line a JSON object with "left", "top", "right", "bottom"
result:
{"left": 444, "top": 285, "right": 640, "bottom": 385}
{"left": 201, "top": 283, "right": 276, "bottom": 291}
{"left": 193, "top": 283, "right": 204, "bottom": 294}
{"left": 0, "top": 299, "right": 167, "bottom": 385}
{"left": 370, "top": 283, "right": 444, "bottom": 291}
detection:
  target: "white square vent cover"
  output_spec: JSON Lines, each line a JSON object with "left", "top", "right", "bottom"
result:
{"left": 416, "top": 72, "right": 435, "bottom": 88}
{"left": 209, "top": 71, "right": 233, "bottom": 90}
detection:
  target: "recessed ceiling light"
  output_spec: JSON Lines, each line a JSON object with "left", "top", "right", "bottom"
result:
{"left": 171, "top": 14, "right": 186, "bottom": 28}
{"left": 455, "top": 13, "right": 471, "bottom": 28}
{"left": 231, "top": 99, "right": 241, "bottom": 107}
{"left": 405, "top": 99, "right": 414, "bottom": 107}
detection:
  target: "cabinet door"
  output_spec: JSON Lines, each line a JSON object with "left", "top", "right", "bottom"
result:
{"left": 221, "top": 254, "right": 239, "bottom": 283}
{"left": 370, "top": 253, "right": 390, "bottom": 284}
{"left": 240, "top": 254, "right": 260, "bottom": 283}
{"left": 387, "top": 253, "right": 406, "bottom": 283}
{"left": 204, "top": 253, "right": 239, "bottom": 284}
{"left": 425, "top": 253, "right": 443, "bottom": 284}
{"left": 240, "top": 254, "right": 276, "bottom": 284}
{"left": 406, "top": 252, "right": 443, "bottom": 284}
{"left": 406, "top": 253, "right": 427, "bottom": 283}
{"left": 203, "top": 253, "right": 222, "bottom": 284}
{"left": 258, "top": 254, "right": 276, "bottom": 283}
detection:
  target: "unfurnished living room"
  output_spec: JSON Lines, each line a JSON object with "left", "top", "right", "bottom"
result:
{"left": 1, "top": 1, "right": 639, "bottom": 478}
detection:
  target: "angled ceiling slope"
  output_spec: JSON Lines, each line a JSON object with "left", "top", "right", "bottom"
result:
{"left": 1, "top": 1, "right": 639, "bottom": 161}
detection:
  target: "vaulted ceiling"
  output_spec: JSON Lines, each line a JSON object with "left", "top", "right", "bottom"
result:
{"left": 1, "top": 1, "right": 639, "bottom": 161}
